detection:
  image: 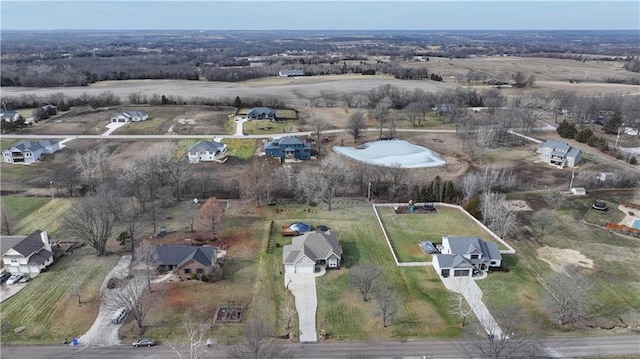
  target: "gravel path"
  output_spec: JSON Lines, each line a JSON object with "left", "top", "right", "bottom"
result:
{"left": 77, "top": 255, "right": 132, "bottom": 346}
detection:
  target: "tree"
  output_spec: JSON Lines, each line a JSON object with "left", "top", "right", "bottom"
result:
{"left": 374, "top": 286, "right": 400, "bottom": 327}
{"left": 556, "top": 119, "right": 578, "bottom": 138}
{"left": 70, "top": 268, "right": 83, "bottom": 304}
{"left": 347, "top": 110, "right": 366, "bottom": 143}
{"left": 198, "top": 197, "right": 225, "bottom": 240}
{"left": 296, "top": 157, "right": 347, "bottom": 211}
{"left": 544, "top": 265, "right": 593, "bottom": 326}
{"left": 241, "top": 157, "right": 273, "bottom": 206}
{"left": 406, "top": 99, "right": 431, "bottom": 127}
{"left": 74, "top": 144, "right": 108, "bottom": 194}
{"left": 603, "top": 111, "right": 623, "bottom": 134}
{"left": 226, "top": 319, "right": 293, "bottom": 359}
{"left": 575, "top": 128, "right": 594, "bottom": 143}
{"left": 448, "top": 291, "right": 474, "bottom": 327}
{"left": 464, "top": 304, "right": 543, "bottom": 359}
{"left": 155, "top": 142, "right": 193, "bottom": 202}
{"left": 530, "top": 209, "right": 556, "bottom": 238}
{"left": 183, "top": 200, "right": 199, "bottom": 232}
{"left": 105, "top": 276, "right": 153, "bottom": 333}
{"left": 1, "top": 205, "right": 17, "bottom": 235}
{"left": 348, "top": 263, "right": 382, "bottom": 302}
{"left": 136, "top": 240, "right": 158, "bottom": 291}
{"left": 62, "top": 193, "right": 117, "bottom": 256}
{"left": 480, "top": 192, "right": 516, "bottom": 239}
{"left": 169, "top": 315, "right": 211, "bottom": 359}
{"left": 311, "top": 114, "right": 328, "bottom": 155}
{"left": 51, "top": 166, "right": 81, "bottom": 197}
{"left": 370, "top": 96, "right": 392, "bottom": 138}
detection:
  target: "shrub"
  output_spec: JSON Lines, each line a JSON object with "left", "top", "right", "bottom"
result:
{"left": 630, "top": 157, "right": 638, "bottom": 165}
{"left": 557, "top": 120, "right": 577, "bottom": 138}
{"left": 575, "top": 128, "right": 593, "bottom": 143}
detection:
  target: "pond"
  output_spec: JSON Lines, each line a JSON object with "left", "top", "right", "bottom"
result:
{"left": 333, "top": 139, "right": 446, "bottom": 168}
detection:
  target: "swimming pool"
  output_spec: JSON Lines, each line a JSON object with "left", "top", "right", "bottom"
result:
{"left": 632, "top": 219, "right": 640, "bottom": 230}
{"left": 333, "top": 139, "right": 446, "bottom": 168}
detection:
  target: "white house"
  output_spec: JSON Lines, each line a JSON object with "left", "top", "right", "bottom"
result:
{"left": 2, "top": 139, "right": 60, "bottom": 164}
{"left": 0, "top": 111, "right": 24, "bottom": 123}
{"left": 283, "top": 231, "right": 342, "bottom": 273}
{"left": 432, "top": 236, "right": 502, "bottom": 278}
{"left": 186, "top": 140, "right": 227, "bottom": 163}
{"left": 110, "top": 110, "right": 149, "bottom": 123}
{"left": 537, "top": 139, "right": 582, "bottom": 168}
{"left": 1, "top": 230, "right": 54, "bottom": 277}
{"left": 279, "top": 69, "right": 305, "bottom": 77}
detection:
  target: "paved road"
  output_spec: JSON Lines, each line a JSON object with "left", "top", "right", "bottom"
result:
{"left": 3, "top": 335, "right": 639, "bottom": 358}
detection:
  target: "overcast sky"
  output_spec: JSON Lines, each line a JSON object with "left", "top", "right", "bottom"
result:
{"left": 1, "top": 1, "right": 638, "bottom": 31}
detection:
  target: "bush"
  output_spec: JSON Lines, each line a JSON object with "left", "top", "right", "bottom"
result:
{"left": 630, "top": 157, "right": 638, "bottom": 165}
{"left": 557, "top": 120, "right": 577, "bottom": 138}
{"left": 189, "top": 273, "right": 197, "bottom": 280}
{"left": 575, "top": 128, "right": 593, "bottom": 143}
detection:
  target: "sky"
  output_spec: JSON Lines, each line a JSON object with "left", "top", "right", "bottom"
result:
{"left": 1, "top": 1, "right": 639, "bottom": 31}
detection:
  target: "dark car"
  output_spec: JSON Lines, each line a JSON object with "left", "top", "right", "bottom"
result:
{"left": 0, "top": 272, "right": 10, "bottom": 283}
{"left": 133, "top": 338, "right": 156, "bottom": 347}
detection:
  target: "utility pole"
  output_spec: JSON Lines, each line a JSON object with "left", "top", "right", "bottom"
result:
{"left": 569, "top": 171, "right": 575, "bottom": 190}
{"left": 49, "top": 181, "right": 55, "bottom": 199}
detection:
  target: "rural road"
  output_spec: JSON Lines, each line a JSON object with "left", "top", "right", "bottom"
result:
{"left": 2, "top": 334, "right": 639, "bottom": 358}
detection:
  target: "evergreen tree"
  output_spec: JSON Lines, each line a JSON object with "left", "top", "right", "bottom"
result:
{"left": 556, "top": 120, "right": 577, "bottom": 138}
{"left": 575, "top": 128, "right": 593, "bottom": 143}
{"left": 603, "top": 111, "right": 623, "bottom": 134}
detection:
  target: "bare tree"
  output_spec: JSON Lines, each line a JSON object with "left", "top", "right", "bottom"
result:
{"left": 348, "top": 263, "right": 382, "bottom": 302}
{"left": 105, "top": 276, "right": 153, "bottom": 333}
{"left": 406, "top": 98, "right": 431, "bottom": 127}
{"left": 311, "top": 114, "right": 329, "bottom": 155}
{"left": 198, "top": 197, "right": 225, "bottom": 239}
{"left": 473, "top": 126, "right": 496, "bottom": 164}
{"left": 464, "top": 304, "right": 543, "bottom": 359}
{"left": 448, "top": 291, "right": 474, "bottom": 327}
{"left": 347, "top": 110, "right": 366, "bottom": 143}
{"left": 1, "top": 205, "right": 18, "bottom": 235}
{"left": 226, "top": 319, "right": 293, "bottom": 359}
{"left": 296, "top": 157, "right": 347, "bottom": 211}
{"left": 136, "top": 240, "right": 158, "bottom": 291}
{"left": 169, "top": 315, "right": 211, "bottom": 359}
{"left": 156, "top": 142, "right": 193, "bottom": 202}
{"left": 183, "top": 200, "right": 199, "bottom": 232}
{"left": 51, "top": 166, "right": 81, "bottom": 197}
{"left": 74, "top": 144, "right": 108, "bottom": 193}
{"left": 530, "top": 209, "right": 556, "bottom": 239}
{"left": 70, "top": 268, "right": 82, "bottom": 304}
{"left": 544, "top": 265, "right": 593, "bottom": 326}
{"left": 480, "top": 192, "right": 516, "bottom": 238}
{"left": 370, "top": 96, "right": 392, "bottom": 138}
{"left": 374, "top": 286, "right": 400, "bottom": 327}
{"left": 241, "top": 157, "right": 273, "bottom": 206}
{"left": 282, "top": 293, "right": 296, "bottom": 331}
{"left": 62, "top": 193, "right": 117, "bottom": 256}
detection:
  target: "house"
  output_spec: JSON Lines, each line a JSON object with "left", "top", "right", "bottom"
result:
{"left": 536, "top": 139, "right": 582, "bottom": 168}
{"left": 2, "top": 139, "right": 60, "bottom": 164}
{"left": 246, "top": 107, "right": 276, "bottom": 120}
{"left": 1, "top": 230, "right": 54, "bottom": 277}
{"left": 283, "top": 230, "right": 343, "bottom": 273}
{"left": 186, "top": 140, "right": 227, "bottom": 163}
{"left": 110, "top": 110, "right": 149, "bottom": 123}
{"left": 433, "top": 103, "right": 454, "bottom": 116}
{"left": 40, "top": 104, "right": 57, "bottom": 115}
{"left": 155, "top": 244, "right": 217, "bottom": 278}
{"left": 432, "top": 236, "right": 502, "bottom": 278}
{"left": 0, "top": 111, "right": 24, "bottom": 123}
{"left": 264, "top": 136, "right": 311, "bottom": 161}
{"left": 279, "top": 69, "right": 305, "bottom": 77}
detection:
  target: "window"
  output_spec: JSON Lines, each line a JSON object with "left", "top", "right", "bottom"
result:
{"left": 10, "top": 258, "right": 18, "bottom": 263}
{"left": 470, "top": 254, "right": 479, "bottom": 259}
{"left": 184, "top": 268, "right": 191, "bottom": 274}
{"left": 196, "top": 268, "right": 203, "bottom": 274}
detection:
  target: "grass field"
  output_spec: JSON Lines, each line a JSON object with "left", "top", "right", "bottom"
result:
{"left": 0, "top": 246, "right": 120, "bottom": 344}
{"left": 0, "top": 197, "right": 74, "bottom": 238}
{"left": 222, "top": 138, "right": 256, "bottom": 159}
{"left": 243, "top": 120, "right": 302, "bottom": 135}
{"left": 377, "top": 205, "right": 503, "bottom": 262}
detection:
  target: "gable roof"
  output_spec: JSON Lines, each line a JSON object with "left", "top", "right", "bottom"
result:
{"left": 11, "top": 230, "right": 46, "bottom": 257}
{"left": 539, "top": 139, "right": 571, "bottom": 152}
{"left": 155, "top": 244, "right": 216, "bottom": 268}
{"left": 445, "top": 236, "right": 502, "bottom": 261}
{"left": 0, "top": 111, "right": 21, "bottom": 120}
{"left": 283, "top": 230, "right": 342, "bottom": 265}
{"left": 435, "top": 254, "right": 473, "bottom": 268}
{"left": 265, "top": 136, "right": 309, "bottom": 150}
{"left": 0, "top": 236, "right": 26, "bottom": 256}
{"left": 247, "top": 107, "right": 276, "bottom": 117}
{"left": 4, "top": 140, "right": 59, "bottom": 153}
{"left": 187, "top": 140, "right": 226, "bottom": 154}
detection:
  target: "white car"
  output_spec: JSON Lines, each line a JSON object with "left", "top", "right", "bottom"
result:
{"left": 6, "top": 274, "right": 23, "bottom": 285}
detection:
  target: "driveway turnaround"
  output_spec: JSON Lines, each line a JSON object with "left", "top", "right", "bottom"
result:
{"left": 441, "top": 276, "right": 504, "bottom": 339}
{"left": 284, "top": 269, "right": 325, "bottom": 343}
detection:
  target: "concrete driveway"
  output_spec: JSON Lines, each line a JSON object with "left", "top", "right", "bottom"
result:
{"left": 441, "top": 276, "right": 504, "bottom": 339}
{"left": 284, "top": 268, "right": 326, "bottom": 343}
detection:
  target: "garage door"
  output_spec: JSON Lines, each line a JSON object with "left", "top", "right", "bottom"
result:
{"left": 295, "top": 265, "right": 314, "bottom": 274}
{"left": 454, "top": 269, "right": 470, "bottom": 277}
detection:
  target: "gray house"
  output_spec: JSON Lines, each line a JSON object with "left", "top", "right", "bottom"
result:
{"left": 2, "top": 139, "right": 60, "bottom": 164}
{"left": 432, "top": 236, "right": 502, "bottom": 278}
{"left": 283, "top": 231, "right": 343, "bottom": 273}
{"left": 279, "top": 69, "right": 305, "bottom": 77}
{"left": 246, "top": 107, "right": 276, "bottom": 120}
{"left": 537, "top": 139, "right": 582, "bottom": 168}
{"left": 110, "top": 110, "right": 149, "bottom": 123}
{"left": 0, "top": 111, "right": 24, "bottom": 123}
{"left": 1, "top": 230, "right": 54, "bottom": 277}
{"left": 186, "top": 140, "right": 227, "bottom": 163}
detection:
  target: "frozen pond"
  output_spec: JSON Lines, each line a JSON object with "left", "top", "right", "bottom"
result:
{"left": 333, "top": 139, "right": 446, "bottom": 168}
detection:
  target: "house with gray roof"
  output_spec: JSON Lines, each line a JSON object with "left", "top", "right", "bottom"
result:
{"left": 110, "top": 110, "right": 149, "bottom": 123}
{"left": 283, "top": 231, "right": 343, "bottom": 273}
{"left": 2, "top": 139, "right": 60, "bottom": 164}
{"left": 537, "top": 139, "right": 582, "bottom": 168}
{"left": 264, "top": 136, "right": 311, "bottom": 161}
{"left": 155, "top": 244, "right": 217, "bottom": 278}
{"left": 246, "top": 107, "right": 276, "bottom": 120}
{"left": 1, "top": 230, "right": 54, "bottom": 277}
{"left": 0, "top": 111, "right": 24, "bottom": 123}
{"left": 432, "top": 236, "right": 502, "bottom": 278}
{"left": 279, "top": 69, "right": 305, "bottom": 77}
{"left": 186, "top": 139, "right": 227, "bottom": 163}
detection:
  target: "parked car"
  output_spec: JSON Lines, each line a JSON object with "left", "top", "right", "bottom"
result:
{"left": 133, "top": 338, "right": 156, "bottom": 347}
{"left": 111, "top": 307, "right": 128, "bottom": 324}
{"left": 0, "top": 272, "right": 10, "bottom": 283}
{"left": 18, "top": 276, "right": 31, "bottom": 283}
{"left": 6, "top": 274, "right": 23, "bottom": 285}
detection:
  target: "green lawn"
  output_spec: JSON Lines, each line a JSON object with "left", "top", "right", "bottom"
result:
{"left": 377, "top": 205, "right": 502, "bottom": 262}
{"left": 223, "top": 138, "right": 256, "bottom": 160}
{"left": 0, "top": 197, "right": 74, "bottom": 238}
{"left": 0, "top": 246, "right": 120, "bottom": 344}
{"left": 243, "top": 120, "right": 302, "bottom": 135}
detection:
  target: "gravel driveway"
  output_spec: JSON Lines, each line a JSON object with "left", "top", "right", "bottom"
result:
{"left": 77, "top": 255, "right": 132, "bottom": 346}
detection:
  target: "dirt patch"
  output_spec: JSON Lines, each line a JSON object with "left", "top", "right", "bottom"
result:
{"left": 536, "top": 246, "right": 594, "bottom": 272}
{"left": 504, "top": 200, "right": 532, "bottom": 211}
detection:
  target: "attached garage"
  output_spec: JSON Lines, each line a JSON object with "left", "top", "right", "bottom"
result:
{"left": 284, "top": 256, "right": 315, "bottom": 274}
{"left": 454, "top": 269, "right": 471, "bottom": 277}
